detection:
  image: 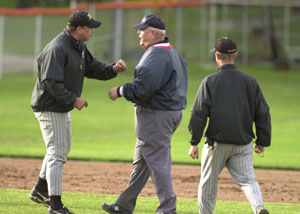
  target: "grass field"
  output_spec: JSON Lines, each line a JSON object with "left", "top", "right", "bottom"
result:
{"left": 0, "top": 64, "right": 300, "bottom": 213}
{"left": 1, "top": 4, "right": 300, "bottom": 213}
{"left": 0, "top": 64, "right": 300, "bottom": 169}
{"left": 0, "top": 189, "right": 299, "bottom": 214}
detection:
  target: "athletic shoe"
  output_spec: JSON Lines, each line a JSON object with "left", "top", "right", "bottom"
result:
{"left": 29, "top": 187, "right": 50, "bottom": 207}
{"left": 257, "top": 207, "right": 270, "bottom": 214}
{"left": 48, "top": 206, "right": 74, "bottom": 214}
{"left": 102, "top": 203, "right": 132, "bottom": 214}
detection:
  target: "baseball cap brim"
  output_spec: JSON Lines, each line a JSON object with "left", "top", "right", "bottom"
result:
{"left": 86, "top": 20, "right": 102, "bottom": 28}
{"left": 133, "top": 23, "right": 148, "bottom": 29}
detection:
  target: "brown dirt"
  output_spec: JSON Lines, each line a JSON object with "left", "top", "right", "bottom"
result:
{"left": 0, "top": 157, "right": 299, "bottom": 204}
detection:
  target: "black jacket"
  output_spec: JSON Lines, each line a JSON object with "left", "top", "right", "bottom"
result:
{"left": 122, "top": 39, "right": 188, "bottom": 111}
{"left": 188, "top": 64, "right": 271, "bottom": 147}
{"left": 31, "top": 29, "right": 117, "bottom": 112}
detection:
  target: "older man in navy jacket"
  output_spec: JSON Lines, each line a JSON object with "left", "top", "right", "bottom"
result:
{"left": 102, "top": 14, "right": 188, "bottom": 214}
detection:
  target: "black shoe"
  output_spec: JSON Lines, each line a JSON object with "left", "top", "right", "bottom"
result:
{"left": 29, "top": 187, "right": 50, "bottom": 207}
{"left": 257, "top": 208, "right": 270, "bottom": 214}
{"left": 102, "top": 203, "right": 132, "bottom": 214}
{"left": 48, "top": 206, "right": 74, "bottom": 214}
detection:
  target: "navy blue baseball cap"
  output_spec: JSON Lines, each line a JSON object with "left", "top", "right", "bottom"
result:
{"left": 133, "top": 14, "right": 166, "bottom": 30}
{"left": 211, "top": 37, "right": 237, "bottom": 54}
{"left": 68, "top": 10, "right": 101, "bottom": 28}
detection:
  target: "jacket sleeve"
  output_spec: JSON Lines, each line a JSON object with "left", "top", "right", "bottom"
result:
{"left": 254, "top": 85, "right": 271, "bottom": 147}
{"left": 84, "top": 49, "right": 117, "bottom": 80}
{"left": 41, "top": 47, "right": 77, "bottom": 106}
{"left": 122, "top": 49, "right": 171, "bottom": 104}
{"left": 188, "top": 79, "right": 210, "bottom": 145}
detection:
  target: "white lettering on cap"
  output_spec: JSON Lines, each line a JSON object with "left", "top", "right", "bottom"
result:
{"left": 142, "top": 17, "right": 146, "bottom": 23}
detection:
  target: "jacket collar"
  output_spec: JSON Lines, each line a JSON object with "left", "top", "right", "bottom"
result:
{"left": 153, "top": 37, "right": 169, "bottom": 45}
{"left": 64, "top": 28, "right": 83, "bottom": 50}
{"left": 150, "top": 37, "right": 172, "bottom": 49}
{"left": 217, "top": 64, "right": 237, "bottom": 72}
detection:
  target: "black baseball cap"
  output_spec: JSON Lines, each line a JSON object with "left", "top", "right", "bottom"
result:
{"left": 68, "top": 10, "right": 101, "bottom": 28}
{"left": 211, "top": 37, "right": 237, "bottom": 54}
{"left": 133, "top": 14, "right": 166, "bottom": 30}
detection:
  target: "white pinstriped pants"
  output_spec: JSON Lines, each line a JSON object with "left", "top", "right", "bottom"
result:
{"left": 198, "top": 142, "right": 266, "bottom": 214}
{"left": 34, "top": 111, "right": 72, "bottom": 196}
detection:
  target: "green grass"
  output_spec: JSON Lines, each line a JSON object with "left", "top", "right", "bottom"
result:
{"left": 1, "top": 189, "right": 299, "bottom": 214}
{"left": 0, "top": 64, "right": 300, "bottom": 169}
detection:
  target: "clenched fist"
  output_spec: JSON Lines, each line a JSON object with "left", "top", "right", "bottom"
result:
{"left": 108, "top": 87, "right": 119, "bottom": 100}
{"left": 74, "top": 97, "right": 88, "bottom": 110}
{"left": 113, "top": 59, "right": 127, "bottom": 73}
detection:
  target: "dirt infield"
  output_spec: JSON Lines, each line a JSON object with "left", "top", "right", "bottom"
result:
{"left": 1, "top": 157, "right": 300, "bottom": 204}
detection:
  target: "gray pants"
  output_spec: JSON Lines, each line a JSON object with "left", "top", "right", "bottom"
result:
{"left": 35, "top": 111, "right": 72, "bottom": 196}
{"left": 198, "top": 142, "right": 266, "bottom": 214}
{"left": 116, "top": 106, "right": 182, "bottom": 214}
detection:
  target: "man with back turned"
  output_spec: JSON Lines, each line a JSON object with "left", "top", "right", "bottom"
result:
{"left": 188, "top": 37, "right": 271, "bottom": 214}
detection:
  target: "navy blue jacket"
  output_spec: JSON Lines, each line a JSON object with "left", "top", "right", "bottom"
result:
{"left": 122, "top": 39, "right": 188, "bottom": 111}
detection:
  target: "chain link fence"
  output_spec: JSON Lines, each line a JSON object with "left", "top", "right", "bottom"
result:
{"left": 0, "top": 0, "right": 299, "bottom": 77}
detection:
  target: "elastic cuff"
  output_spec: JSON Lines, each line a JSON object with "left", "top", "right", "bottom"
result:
{"left": 112, "top": 63, "right": 117, "bottom": 74}
{"left": 190, "top": 139, "right": 200, "bottom": 146}
{"left": 117, "top": 87, "right": 121, "bottom": 97}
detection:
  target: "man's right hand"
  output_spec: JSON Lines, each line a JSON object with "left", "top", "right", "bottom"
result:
{"left": 74, "top": 97, "right": 88, "bottom": 110}
{"left": 113, "top": 59, "right": 127, "bottom": 73}
{"left": 108, "top": 87, "right": 120, "bottom": 100}
{"left": 189, "top": 145, "right": 199, "bottom": 159}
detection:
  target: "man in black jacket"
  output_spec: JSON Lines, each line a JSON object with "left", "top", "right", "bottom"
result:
{"left": 29, "top": 10, "right": 126, "bottom": 214}
{"left": 188, "top": 37, "right": 271, "bottom": 214}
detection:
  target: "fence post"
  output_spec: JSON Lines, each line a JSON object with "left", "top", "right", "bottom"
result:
{"left": 176, "top": 7, "right": 183, "bottom": 54}
{"left": 200, "top": 5, "right": 207, "bottom": 62}
{"left": 221, "top": 0, "right": 229, "bottom": 36}
{"left": 144, "top": 8, "right": 151, "bottom": 15}
{"left": 263, "top": 5, "right": 271, "bottom": 59}
{"left": 70, "top": 0, "right": 77, "bottom": 9}
{"left": 283, "top": 4, "right": 290, "bottom": 54}
{"left": 208, "top": 0, "right": 217, "bottom": 62}
{"left": 88, "top": 3, "right": 96, "bottom": 54}
{"left": 0, "top": 15, "right": 4, "bottom": 79}
{"left": 113, "top": 0, "right": 123, "bottom": 62}
{"left": 33, "top": 14, "right": 42, "bottom": 74}
{"left": 242, "top": 2, "right": 249, "bottom": 65}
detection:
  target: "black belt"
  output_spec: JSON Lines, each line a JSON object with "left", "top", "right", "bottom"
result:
{"left": 205, "top": 138, "right": 216, "bottom": 150}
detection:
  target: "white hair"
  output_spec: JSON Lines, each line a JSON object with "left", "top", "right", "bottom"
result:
{"left": 148, "top": 27, "right": 166, "bottom": 36}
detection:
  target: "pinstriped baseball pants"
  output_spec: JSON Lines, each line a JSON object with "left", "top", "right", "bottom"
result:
{"left": 34, "top": 111, "right": 72, "bottom": 196}
{"left": 198, "top": 142, "right": 266, "bottom": 214}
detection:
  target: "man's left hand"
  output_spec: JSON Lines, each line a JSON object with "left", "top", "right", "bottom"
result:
{"left": 254, "top": 144, "right": 265, "bottom": 153}
{"left": 113, "top": 59, "right": 127, "bottom": 73}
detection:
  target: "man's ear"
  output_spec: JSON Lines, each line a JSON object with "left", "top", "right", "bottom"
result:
{"left": 76, "top": 26, "right": 82, "bottom": 33}
{"left": 215, "top": 52, "right": 220, "bottom": 60}
{"left": 234, "top": 52, "right": 238, "bottom": 59}
{"left": 151, "top": 30, "right": 156, "bottom": 38}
